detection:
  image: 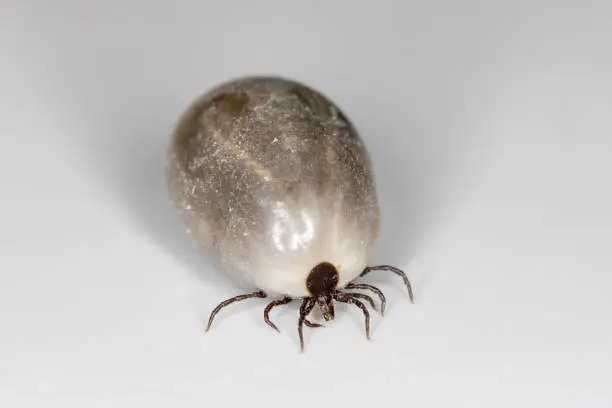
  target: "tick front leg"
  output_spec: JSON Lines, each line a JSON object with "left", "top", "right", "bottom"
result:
{"left": 205, "top": 290, "right": 267, "bottom": 332}
{"left": 298, "top": 298, "right": 317, "bottom": 352}
{"left": 303, "top": 318, "right": 324, "bottom": 328}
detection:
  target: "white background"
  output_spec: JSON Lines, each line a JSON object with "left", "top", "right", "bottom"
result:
{"left": 1, "top": 1, "right": 611, "bottom": 407}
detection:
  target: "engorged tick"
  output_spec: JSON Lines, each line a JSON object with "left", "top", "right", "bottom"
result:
{"left": 166, "top": 75, "right": 414, "bottom": 352}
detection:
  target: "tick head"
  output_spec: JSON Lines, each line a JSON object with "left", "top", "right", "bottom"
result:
{"left": 306, "top": 262, "right": 339, "bottom": 321}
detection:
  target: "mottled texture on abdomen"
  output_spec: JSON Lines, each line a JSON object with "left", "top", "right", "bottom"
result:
{"left": 167, "top": 76, "right": 380, "bottom": 297}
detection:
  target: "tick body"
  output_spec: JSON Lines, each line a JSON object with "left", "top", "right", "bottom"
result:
{"left": 167, "top": 76, "right": 413, "bottom": 351}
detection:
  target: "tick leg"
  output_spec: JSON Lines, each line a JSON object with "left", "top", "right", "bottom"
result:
{"left": 338, "top": 291, "right": 377, "bottom": 312}
{"left": 298, "top": 298, "right": 317, "bottom": 352}
{"left": 304, "top": 318, "right": 323, "bottom": 328}
{"left": 360, "top": 265, "right": 414, "bottom": 303}
{"left": 334, "top": 292, "right": 371, "bottom": 340}
{"left": 263, "top": 296, "right": 293, "bottom": 332}
{"left": 205, "top": 290, "right": 267, "bottom": 332}
{"left": 299, "top": 299, "right": 322, "bottom": 327}
{"left": 346, "top": 283, "right": 387, "bottom": 316}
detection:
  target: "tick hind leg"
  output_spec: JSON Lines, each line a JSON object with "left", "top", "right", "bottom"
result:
{"left": 205, "top": 290, "right": 267, "bottom": 331}
{"left": 360, "top": 265, "right": 414, "bottom": 303}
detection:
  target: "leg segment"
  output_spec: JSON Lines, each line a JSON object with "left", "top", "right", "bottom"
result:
{"left": 263, "top": 296, "right": 293, "bottom": 332}
{"left": 298, "top": 298, "right": 317, "bottom": 352}
{"left": 340, "top": 291, "right": 377, "bottom": 312}
{"left": 360, "top": 265, "right": 414, "bottom": 303}
{"left": 345, "top": 282, "right": 387, "bottom": 315}
{"left": 303, "top": 319, "right": 324, "bottom": 328}
{"left": 333, "top": 292, "right": 371, "bottom": 340}
{"left": 205, "top": 290, "right": 267, "bottom": 331}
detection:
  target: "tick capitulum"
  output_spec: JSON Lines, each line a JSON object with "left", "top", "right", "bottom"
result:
{"left": 205, "top": 262, "right": 414, "bottom": 352}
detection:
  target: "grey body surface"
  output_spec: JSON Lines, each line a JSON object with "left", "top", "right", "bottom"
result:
{"left": 166, "top": 76, "right": 381, "bottom": 298}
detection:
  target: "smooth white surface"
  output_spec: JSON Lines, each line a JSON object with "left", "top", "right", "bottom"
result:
{"left": 1, "top": 1, "right": 611, "bottom": 407}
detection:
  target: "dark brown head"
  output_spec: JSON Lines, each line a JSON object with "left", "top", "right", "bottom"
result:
{"left": 306, "top": 262, "right": 339, "bottom": 321}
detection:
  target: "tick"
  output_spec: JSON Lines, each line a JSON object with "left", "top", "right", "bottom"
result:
{"left": 166, "top": 75, "right": 414, "bottom": 351}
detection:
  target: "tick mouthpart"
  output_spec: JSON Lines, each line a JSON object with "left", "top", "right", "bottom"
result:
{"left": 316, "top": 294, "right": 335, "bottom": 321}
